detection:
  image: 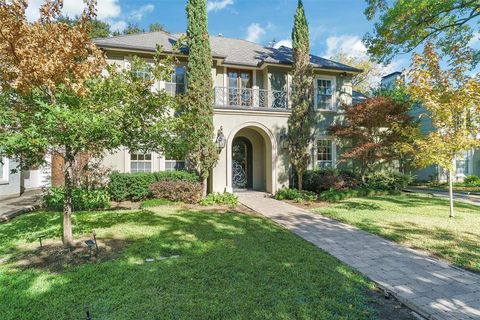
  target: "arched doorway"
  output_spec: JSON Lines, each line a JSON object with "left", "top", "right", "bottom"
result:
{"left": 228, "top": 124, "right": 276, "bottom": 192}
{"left": 232, "top": 137, "right": 253, "bottom": 189}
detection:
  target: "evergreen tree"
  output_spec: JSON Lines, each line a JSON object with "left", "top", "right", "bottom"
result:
{"left": 184, "top": 0, "right": 217, "bottom": 192}
{"left": 287, "top": 0, "right": 314, "bottom": 190}
{"left": 149, "top": 23, "right": 166, "bottom": 32}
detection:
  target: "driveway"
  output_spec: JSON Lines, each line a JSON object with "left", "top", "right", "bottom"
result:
{"left": 0, "top": 190, "right": 42, "bottom": 223}
{"left": 405, "top": 187, "right": 480, "bottom": 206}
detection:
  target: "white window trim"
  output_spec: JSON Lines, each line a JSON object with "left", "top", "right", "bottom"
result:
{"left": 313, "top": 137, "right": 337, "bottom": 169}
{"left": 128, "top": 151, "right": 155, "bottom": 173}
{"left": 314, "top": 75, "right": 337, "bottom": 111}
{"left": 0, "top": 157, "right": 9, "bottom": 184}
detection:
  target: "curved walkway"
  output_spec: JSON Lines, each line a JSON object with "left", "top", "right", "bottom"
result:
{"left": 238, "top": 191, "right": 480, "bottom": 320}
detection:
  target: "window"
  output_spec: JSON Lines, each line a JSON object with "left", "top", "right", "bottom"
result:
{"left": 130, "top": 153, "right": 152, "bottom": 173}
{"left": 132, "top": 66, "right": 152, "bottom": 80}
{"left": 317, "top": 139, "right": 333, "bottom": 168}
{"left": 165, "top": 160, "right": 186, "bottom": 171}
{"left": 227, "top": 70, "right": 252, "bottom": 106}
{"left": 456, "top": 159, "right": 469, "bottom": 176}
{"left": 0, "top": 158, "right": 8, "bottom": 183}
{"left": 316, "top": 78, "right": 334, "bottom": 110}
{"left": 165, "top": 66, "right": 186, "bottom": 96}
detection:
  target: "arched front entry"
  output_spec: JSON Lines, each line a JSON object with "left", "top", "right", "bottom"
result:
{"left": 232, "top": 137, "right": 253, "bottom": 189}
{"left": 226, "top": 122, "right": 277, "bottom": 193}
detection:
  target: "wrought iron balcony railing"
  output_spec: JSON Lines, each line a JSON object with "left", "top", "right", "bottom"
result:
{"left": 213, "top": 87, "right": 289, "bottom": 109}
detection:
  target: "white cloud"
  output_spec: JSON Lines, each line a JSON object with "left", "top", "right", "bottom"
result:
{"left": 245, "top": 23, "right": 266, "bottom": 43}
{"left": 324, "top": 34, "right": 409, "bottom": 87}
{"left": 25, "top": 0, "right": 121, "bottom": 21}
{"left": 110, "top": 20, "right": 128, "bottom": 33}
{"left": 207, "top": 0, "right": 234, "bottom": 13}
{"left": 273, "top": 39, "right": 292, "bottom": 49}
{"left": 468, "top": 32, "right": 480, "bottom": 48}
{"left": 324, "top": 35, "right": 367, "bottom": 59}
{"left": 128, "top": 4, "right": 154, "bottom": 20}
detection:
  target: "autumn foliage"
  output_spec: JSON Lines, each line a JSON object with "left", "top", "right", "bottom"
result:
{"left": 328, "top": 96, "right": 418, "bottom": 180}
{"left": 0, "top": 0, "right": 105, "bottom": 96}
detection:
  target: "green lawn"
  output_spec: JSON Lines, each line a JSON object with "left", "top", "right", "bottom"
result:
{"left": 1, "top": 205, "right": 379, "bottom": 320}
{"left": 313, "top": 194, "right": 480, "bottom": 272}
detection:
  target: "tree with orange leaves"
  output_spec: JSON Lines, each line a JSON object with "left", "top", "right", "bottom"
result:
{"left": 328, "top": 94, "right": 418, "bottom": 183}
{"left": 0, "top": 1, "right": 175, "bottom": 247}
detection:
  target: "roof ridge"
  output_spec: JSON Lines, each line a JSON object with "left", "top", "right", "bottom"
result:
{"left": 93, "top": 30, "right": 177, "bottom": 41}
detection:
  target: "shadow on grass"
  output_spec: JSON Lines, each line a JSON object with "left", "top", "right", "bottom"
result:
{"left": 337, "top": 201, "right": 381, "bottom": 211}
{"left": 0, "top": 207, "right": 379, "bottom": 320}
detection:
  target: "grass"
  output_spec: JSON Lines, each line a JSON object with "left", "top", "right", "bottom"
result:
{"left": 313, "top": 193, "right": 480, "bottom": 272}
{"left": 0, "top": 205, "right": 379, "bottom": 320}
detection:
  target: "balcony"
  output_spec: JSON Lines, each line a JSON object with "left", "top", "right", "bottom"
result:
{"left": 213, "top": 87, "right": 289, "bottom": 109}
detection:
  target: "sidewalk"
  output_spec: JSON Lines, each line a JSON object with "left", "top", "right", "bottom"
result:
{"left": 238, "top": 191, "right": 480, "bottom": 320}
{"left": 405, "top": 187, "right": 480, "bottom": 206}
{"left": 0, "top": 190, "right": 42, "bottom": 223}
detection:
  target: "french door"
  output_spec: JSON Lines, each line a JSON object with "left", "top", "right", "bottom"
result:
{"left": 227, "top": 70, "right": 252, "bottom": 106}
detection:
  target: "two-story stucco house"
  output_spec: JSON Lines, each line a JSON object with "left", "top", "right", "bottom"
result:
{"left": 93, "top": 31, "right": 362, "bottom": 194}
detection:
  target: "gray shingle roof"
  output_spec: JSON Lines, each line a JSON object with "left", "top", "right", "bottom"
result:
{"left": 93, "top": 31, "right": 362, "bottom": 73}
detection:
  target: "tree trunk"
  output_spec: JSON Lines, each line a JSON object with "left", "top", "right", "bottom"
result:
{"left": 63, "top": 146, "right": 75, "bottom": 248}
{"left": 297, "top": 170, "right": 303, "bottom": 191}
{"left": 448, "top": 168, "right": 455, "bottom": 218}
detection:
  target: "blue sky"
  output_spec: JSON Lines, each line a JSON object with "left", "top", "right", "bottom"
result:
{"left": 25, "top": 0, "right": 412, "bottom": 72}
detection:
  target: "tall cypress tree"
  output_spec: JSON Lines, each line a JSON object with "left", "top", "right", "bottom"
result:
{"left": 288, "top": 0, "right": 314, "bottom": 190}
{"left": 184, "top": 0, "right": 217, "bottom": 192}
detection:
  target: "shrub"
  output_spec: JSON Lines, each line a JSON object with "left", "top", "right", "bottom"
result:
{"left": 108, "top": 171, "right": 199, "bottom": 201}
{"left": 274, "top": 188, "right": 317, "bottom": 203}
{"left": 149, "top": 180, "right": 203, "bottom": 204}
{"left": 199, "top": 192, "right": 238, "bottom": 208}
{"left": 319, "top": 188, "right": 399, "bottom": 202}
{"left": 303, "top": 169, "right": 359, "bottom": 193}
{"left": 463, "top": 175, "right": 480, "bottom": 186}
{"left": 43, "top": 187, "right": 110, "bottom": 211}
{"left": 364, "top": 171, "right": 413, "bottom": 191}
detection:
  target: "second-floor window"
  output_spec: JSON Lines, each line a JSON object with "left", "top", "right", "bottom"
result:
{"left": 165, "top": 66, "right": 186, "bottom": 96}
{"left": 228, "top": 70, "right": 252, "bottom": 106}
{"left": 130, "top": 153, "right": 152, "bottom": 173}
{"left": 316, "top": 78, "right": 335, "bottom": 110}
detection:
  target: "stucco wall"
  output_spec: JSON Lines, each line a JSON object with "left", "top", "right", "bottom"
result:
{"left": 0, "top": 159, "right": 21, "bottom": 198}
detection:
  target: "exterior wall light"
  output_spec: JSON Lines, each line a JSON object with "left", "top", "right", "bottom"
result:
{"left": 215, "top": 126, "right": 226, "bottom": 152}
{"left": 280, "top": 129, "right": 288, "bottom": 150}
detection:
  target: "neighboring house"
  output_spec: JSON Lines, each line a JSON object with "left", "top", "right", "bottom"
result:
{"left": 381, "top": 72, "right": 480, "bottom": 182}
{"left": 0, "top": 157, "right": 49, "bottom": 199}
{"left": 90, "top": 31, "right": 362, "bottom": 194}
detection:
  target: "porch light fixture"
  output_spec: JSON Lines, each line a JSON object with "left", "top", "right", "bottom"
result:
{"left": 280, "top": 129, "right": 288, "bottom": 150}
{"left": 215, "top": 126, "right": 226, "bottom": 152}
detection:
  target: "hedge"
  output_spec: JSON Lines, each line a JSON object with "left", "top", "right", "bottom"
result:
{"left": 43, "top": 187, "right": 111, "bottom": 211}
{"left": 150, "top": 180, "right": 203, "bottom": 204}
{"left": 108, "top": 171, "right": 199, "bottom": 201}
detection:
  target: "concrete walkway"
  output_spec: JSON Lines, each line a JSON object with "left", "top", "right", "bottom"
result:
{"left": 238, "top": 191, "right": 480, "bottom": 320}
{"left": 0, "top": 190, "right": 42, "bottom": 223}
{"left": 405, "top": 187, "right": 480, "bottom": 206}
